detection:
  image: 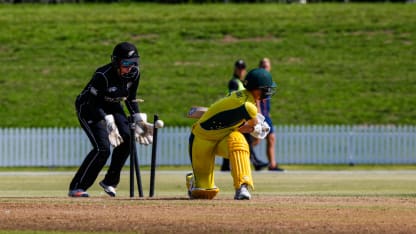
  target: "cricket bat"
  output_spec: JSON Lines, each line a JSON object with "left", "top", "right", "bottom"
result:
{"left": 187, "top": 106, "right": 208, "bottom": 119}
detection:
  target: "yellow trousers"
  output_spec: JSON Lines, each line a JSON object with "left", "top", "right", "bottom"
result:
{"left": 189, "top": 131, "right": 253, "bottom": 190}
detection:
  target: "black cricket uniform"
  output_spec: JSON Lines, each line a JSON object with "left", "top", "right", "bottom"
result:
{"left": 69, "top": 63, "right": 140, "bottom": 191}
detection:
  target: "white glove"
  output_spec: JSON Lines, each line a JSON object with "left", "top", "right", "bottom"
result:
{"left": 104, "top": 115, "right": 123, "bottom": 147}
{"left": 133, "top": 113, "right": 154, "bottom": 145}
{"left": 250, "top": 113, "right": 270, "bottom": 139}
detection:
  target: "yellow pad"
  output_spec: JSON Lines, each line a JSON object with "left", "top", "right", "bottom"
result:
{"left": 190, "top": 188, "right": 219, "bottom": 200}
{"left": 228, "top": 131, "right": 254, "bottom": 190}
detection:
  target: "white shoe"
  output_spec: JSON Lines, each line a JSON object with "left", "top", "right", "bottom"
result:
{"left": 234, "top": 184, "right": 251, "bottom": 200}
{"left": 99, "top": 181, "right": 116, "bottom": 197}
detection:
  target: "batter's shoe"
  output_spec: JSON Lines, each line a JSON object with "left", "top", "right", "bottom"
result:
{"left": 186, "top": 172, "right": 219, "bottom": 199}
{"left": 99, "top": 181, "right": 116, "bottom": 197}
{"left": 68, "top": 189, "right": 89, "bottom": 197}
{"left": 190, "top": 187, "right": 219, "bottom": 200}
{"left": 234, "top": 184, "right": 251, "bottom": 200}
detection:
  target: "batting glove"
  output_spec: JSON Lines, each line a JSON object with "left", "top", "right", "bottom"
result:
{"left": 133, "top": 113, "right": 154, "bottom": 145}
{"left": 104, "top": 115, "right": 123, "bottom": 147}
{"left": 250, "top": 113, "right": 270, "bottom": 139}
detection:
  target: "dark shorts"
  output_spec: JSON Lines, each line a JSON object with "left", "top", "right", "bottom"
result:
{"left": 264, "top": 115, "right": 274, "bottom": 134}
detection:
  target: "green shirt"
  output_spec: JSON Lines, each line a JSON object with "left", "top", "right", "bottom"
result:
{"left": 227, "top": 75, "right": 245, "bottom": 94}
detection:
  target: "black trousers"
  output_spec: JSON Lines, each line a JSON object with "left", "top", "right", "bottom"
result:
{"left": 69, "top": 111, "right": 131, "bottom": 191}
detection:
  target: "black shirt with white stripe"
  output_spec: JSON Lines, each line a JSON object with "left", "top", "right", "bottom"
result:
{"left": 76, "top": 63, "right": 140, "bottom": 123}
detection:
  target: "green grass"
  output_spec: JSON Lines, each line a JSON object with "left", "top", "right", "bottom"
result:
{"left": 1, "top": 164, "right": 416, "bottom": 172}
{"left": 0, "top": 4, "right": 415, "bottom": 127}
{"left": 0, "top": 169, "right": 415, "bottom": 197}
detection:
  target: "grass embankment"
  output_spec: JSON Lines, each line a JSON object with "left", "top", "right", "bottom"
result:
{"left": 0, "top": 4, "right": 415, "bottom": 127}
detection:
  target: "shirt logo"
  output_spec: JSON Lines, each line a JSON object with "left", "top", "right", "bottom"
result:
{"left": 90, "top": 87, "right": 98, "bottom": 96}
{"left": 104, "top": 96, "right": 127, "bottom": 103}
{"left": 108, "top": 87, "right": 118, "bottom": 92}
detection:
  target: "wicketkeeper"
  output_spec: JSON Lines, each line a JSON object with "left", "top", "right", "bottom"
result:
{"left": 187, "top": 68, "right": 276, "bottom": 200}
{"left": 69, "top": 42, "right": 155, "bottom": 197}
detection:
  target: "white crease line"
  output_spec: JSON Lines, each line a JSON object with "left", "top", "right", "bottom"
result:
{"left": 0, "top": 170, "right": 416, "bottom": 176}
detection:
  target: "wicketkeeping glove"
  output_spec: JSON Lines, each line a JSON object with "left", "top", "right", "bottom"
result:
{"left": 104, "top": 114, "right": 123, "bottom": 147}
{"left": 133, "top": 113, "right": 154, "bottom": 145}
{"left": 250, "top": 113, "right": 271, "bottom": 139}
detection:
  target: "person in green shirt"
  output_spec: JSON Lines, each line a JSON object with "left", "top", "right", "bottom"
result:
{"left": 221, "top": 59, "right": 269, "bottom": 172}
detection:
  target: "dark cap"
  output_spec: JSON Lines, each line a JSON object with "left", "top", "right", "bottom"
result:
{"left": 112, "top": 42, "right": 139, "bottom": 60}
{"left": 234, "top": 59, "right": 246, "bottom": 69}
{"left": 243, "top": 68, "right": 274, "bottom": 90}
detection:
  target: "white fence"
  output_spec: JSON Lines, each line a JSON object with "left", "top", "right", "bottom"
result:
{"left": 0, "top": 125, "right": 415, "bottom": 167}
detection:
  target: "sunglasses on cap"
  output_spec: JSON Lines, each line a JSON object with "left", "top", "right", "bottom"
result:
{"left": 120, "top": 59, "right": 138, "bottom": 68}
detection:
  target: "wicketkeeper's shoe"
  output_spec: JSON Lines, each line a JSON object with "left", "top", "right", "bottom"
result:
{"left": 99, "top": 181, "right": 116, "bottom": 197}
{"left": 68, "top": 189, "right": 89, "bottom": 198}
{"left": 234, "top": 184, "right": 251, "bottom": 200}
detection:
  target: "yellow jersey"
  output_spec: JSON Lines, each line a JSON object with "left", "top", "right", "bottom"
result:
{"left": 192, "top": 90, "right": 257, "bottom": 140}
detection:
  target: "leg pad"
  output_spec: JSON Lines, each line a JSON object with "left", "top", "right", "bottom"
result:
{"left": 228, "top": 131, "right": 254, "bottom": 190}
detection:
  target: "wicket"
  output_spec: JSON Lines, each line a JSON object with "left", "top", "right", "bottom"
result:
{"left": 129, "top": 115, "right": 143, "bottom": 197}
{"left": 149, "top": 114, "right": 159, "bottom": 197}
{"left": 129, "top": 114, "right": 159, "bottom": 198}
